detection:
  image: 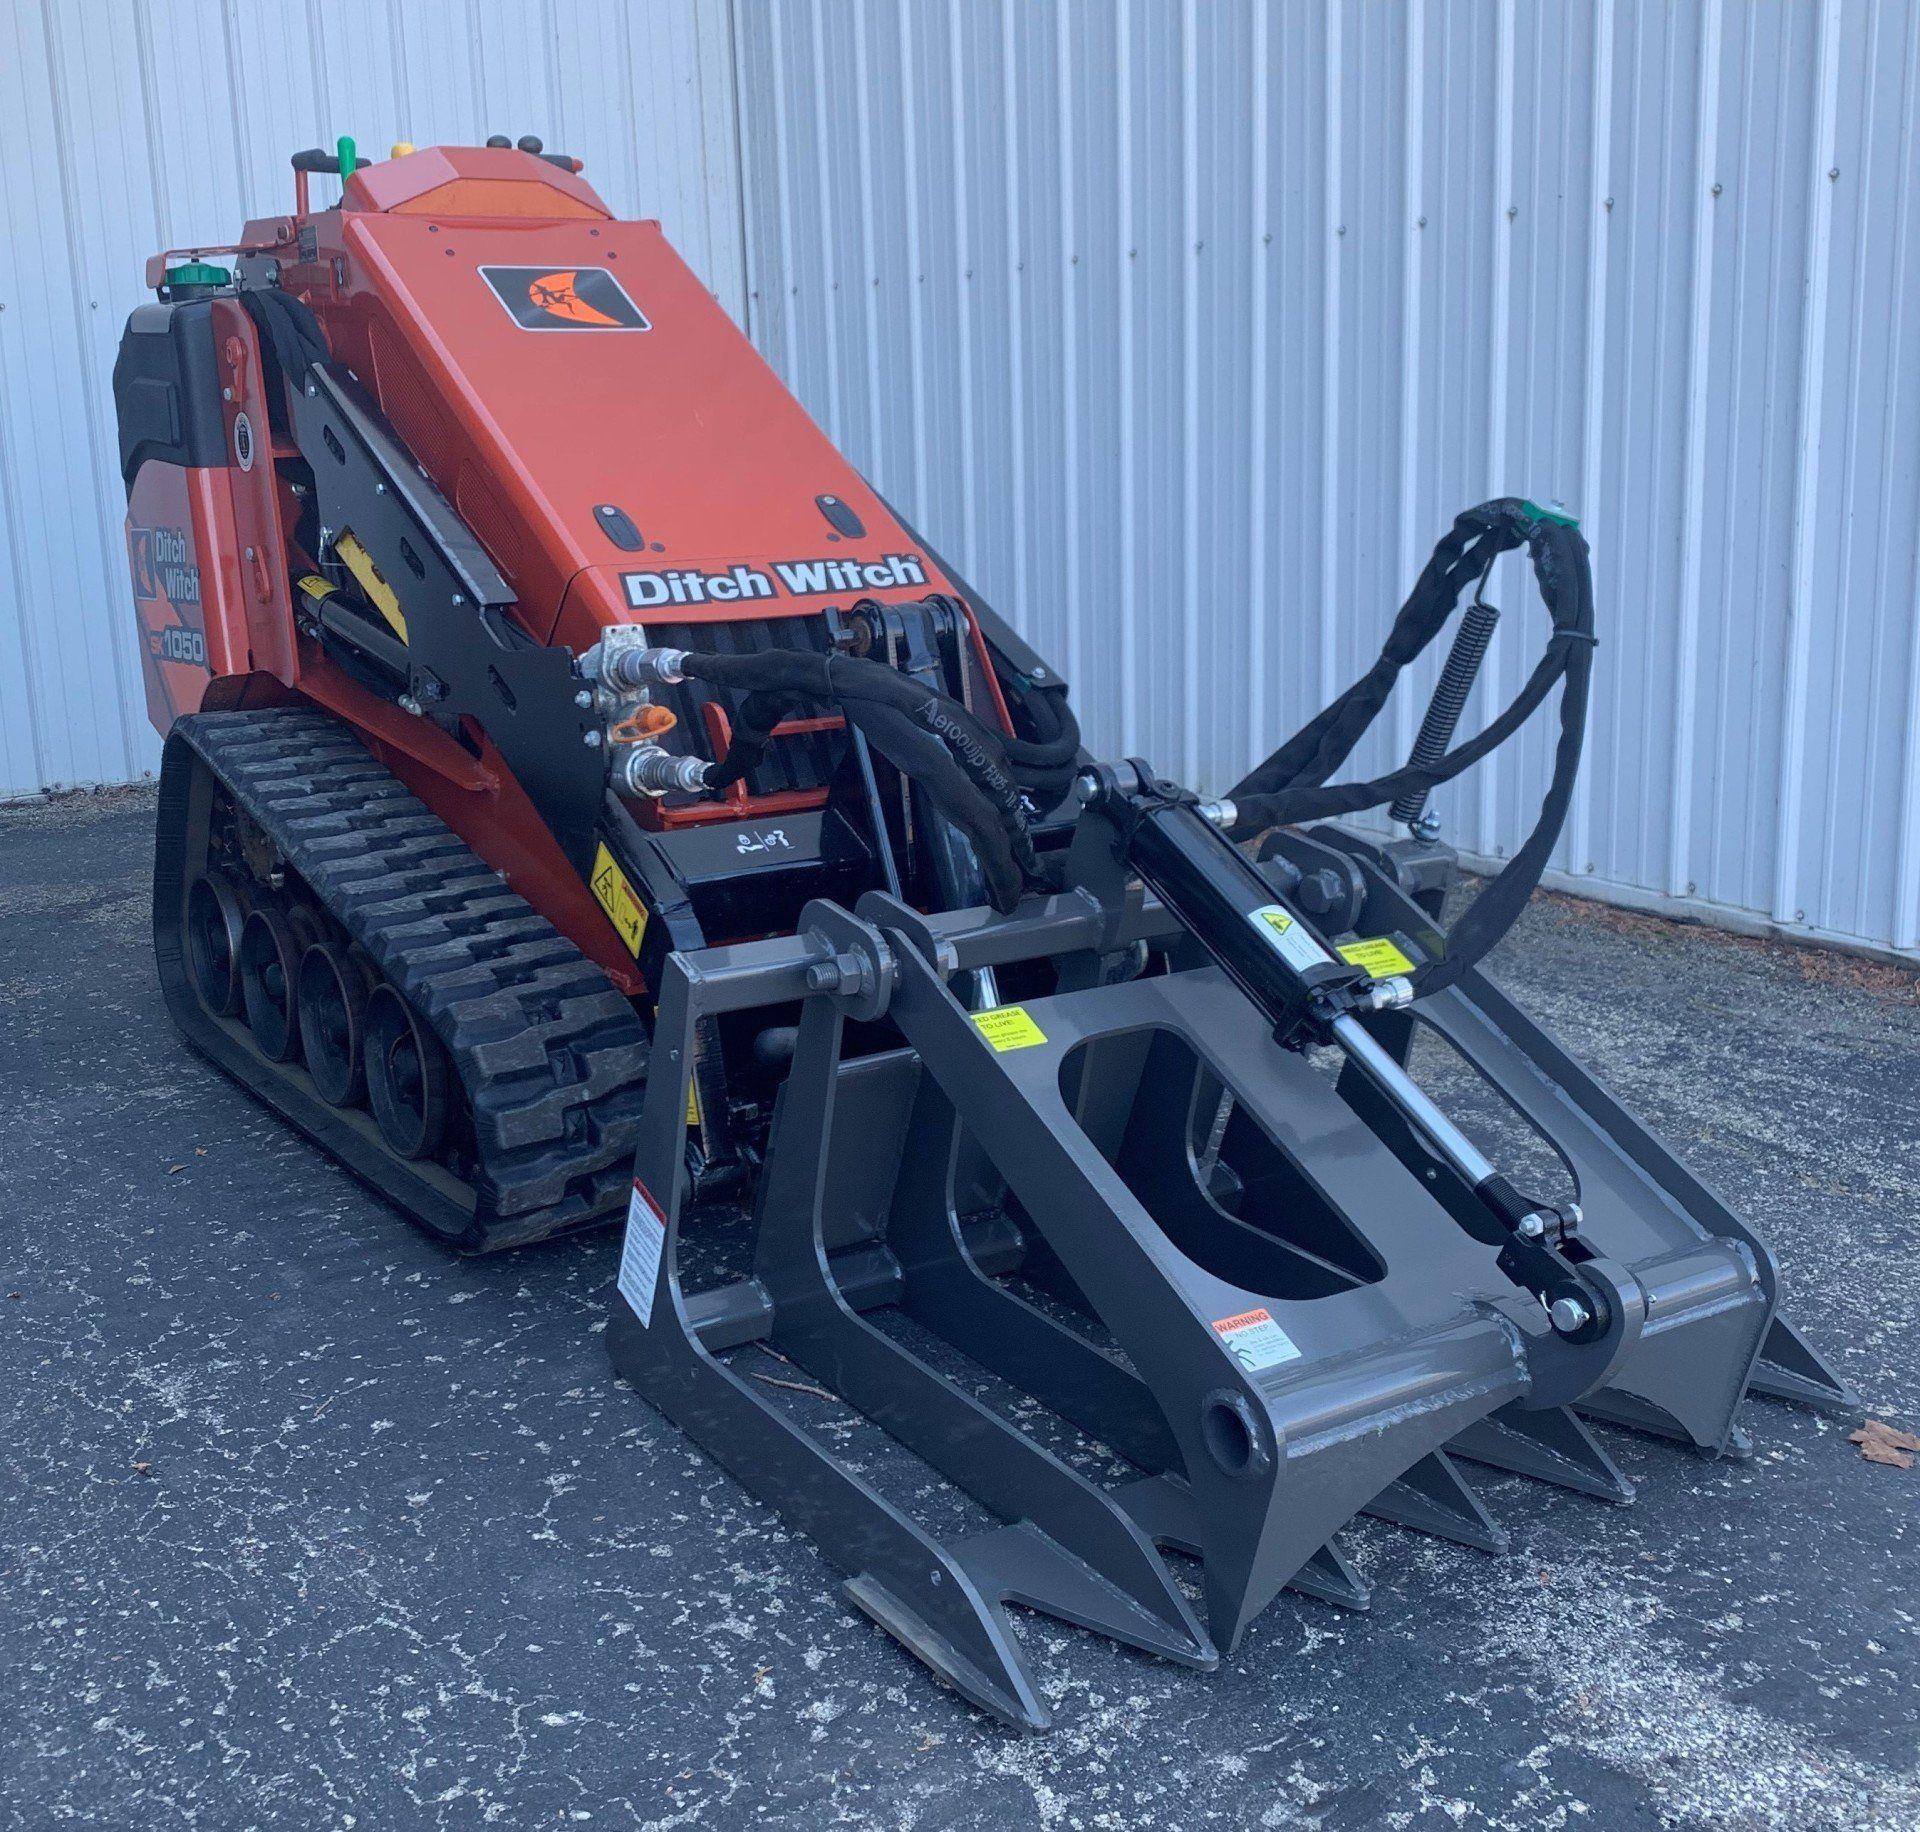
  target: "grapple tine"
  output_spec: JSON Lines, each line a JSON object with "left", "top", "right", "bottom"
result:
{"left": 1448, "top": 1402, "right": 1637, "bottom": 1505}
{"left": 1363, "top": 1450, "right": 1508, "bottom": 1554}
{"left": 606, "top": 946, "right": 1064, "bottom": 1731}
{"left": 1275, "top": 1540, "right": 1372, "bottom": 1613}
{"left": 1746, "top": 1314, "right": 1864, "bottom": 1418}
{"left": 1579, "top": 1391, "right": 1755, "bottom": 1461}
{"left": 843, "top": 1572, "right": 1050, "bottom": 1733}
{"left": 748, "top": 992, "right": 1213, "bottom": 1671}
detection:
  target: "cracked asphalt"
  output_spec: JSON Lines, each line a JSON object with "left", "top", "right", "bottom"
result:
{"left": 3, "top": 788, "right": 1917, "bottom": 1829}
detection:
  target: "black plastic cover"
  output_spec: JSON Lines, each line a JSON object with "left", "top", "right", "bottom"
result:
{"left": 112, "top": 301, "right": 227, "bottom": 493}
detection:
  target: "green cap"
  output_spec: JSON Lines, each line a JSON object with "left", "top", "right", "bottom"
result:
{"left": 165, "top": 260, "right": 231, "bottom": 288}
{"left": 1519, "top": 498, "right": 1580, "bottom": 529}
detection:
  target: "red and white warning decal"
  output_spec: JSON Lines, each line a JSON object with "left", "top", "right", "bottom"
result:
{"left": 1211, "top": 1307, "right": 1301, "bottom": 1373}
{"left": 618, "top": 1179, "right": 667, "bottom": 1327}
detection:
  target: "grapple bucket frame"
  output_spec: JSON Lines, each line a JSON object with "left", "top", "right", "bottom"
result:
{"left": 603, "top": 814, "right": 1838, "bottom": 1728}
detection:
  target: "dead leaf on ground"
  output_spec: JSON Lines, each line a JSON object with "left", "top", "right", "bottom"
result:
{"left": 1849, "top": 1418, "right": 1919, "bottom": 1470}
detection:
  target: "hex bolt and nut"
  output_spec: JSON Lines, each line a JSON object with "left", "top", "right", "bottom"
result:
{"left": 1517, "top": 1211, "right": 1548, "bottom": 1239}
{"left": 805, "top": 953, "right": 865, "bottom": 996}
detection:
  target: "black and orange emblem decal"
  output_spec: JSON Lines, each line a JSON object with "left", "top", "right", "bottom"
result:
{"left": 479, "top": 264, "right": 650, "bottom": 331}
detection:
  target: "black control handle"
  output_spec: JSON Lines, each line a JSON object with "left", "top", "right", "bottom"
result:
{"left": 290, "top": 147, "right": 368, "bottom": 174}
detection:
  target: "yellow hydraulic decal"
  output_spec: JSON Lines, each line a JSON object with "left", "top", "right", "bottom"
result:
{"left": 334, "top": 530, "right": 407, "bottom": 640}
{"left": 971, "top": 1005, "right": 1048, "bottom": 1052}
{"left": 686, "top": 1081, "right": 702, "bottom": 1127}
{"left": 1337, "top": 936, "right": 1417, "bottom": 978}
{"left": 590, "top": 841, "right": 649, "bottom": 957}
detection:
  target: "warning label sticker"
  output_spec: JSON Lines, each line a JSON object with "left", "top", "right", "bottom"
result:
{"left": 1248, "top": 903, "right": 1331, "bottom": 973}
{"left": 590, "top": 841, "right": 649, "bottom": 957}
{"left": 618, "top": 1179, "right": 667, "bottom": 1327}
{"left": 1337, "top": 935, "right": 1416, "bottom": 978}
{"left": 1211, "top": 1307, "right": 1302, "bottom": 1373}
{"left": 971, "top": 1005, "right": 1049, "bottom": 1052}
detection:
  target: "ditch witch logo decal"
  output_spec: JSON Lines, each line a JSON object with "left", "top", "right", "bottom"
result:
{"left": 480, "top": 265, "right": 651, "bottom": 331}
{"left": 621, "top": 553, "right": 929, "bottom": 608}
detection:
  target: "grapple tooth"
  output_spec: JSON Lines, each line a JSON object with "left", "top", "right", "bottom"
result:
{"left": 843, "top": 1568, "right": 1049, "bottom": 1733}
{"left": 1448, "top": 1402, "right": 1636, "bottom": 1505}
{"left": 1579, "top": 1389, "right": 1755, "bottom": 1460}
{"left": 1277, "top": 1539, "right": 1371, "bottom": 1612}
{"left": 1363, "top": 1450, "right": 1508, "bottom": 1554}
{"left": 1745, "top": 1314, "right": 1864, "bottom": 1418}
{"left": 737, "top": 994, "right": 1213, "bottom": 1672}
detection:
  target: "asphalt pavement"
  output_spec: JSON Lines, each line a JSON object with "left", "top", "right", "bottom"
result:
{"left": 3, "top": 787, "right": 1916, "bottom": 1829}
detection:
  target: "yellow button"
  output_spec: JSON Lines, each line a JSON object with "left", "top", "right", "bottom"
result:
{"left": 389, "top": 141, "right": 416, "bottom": 159}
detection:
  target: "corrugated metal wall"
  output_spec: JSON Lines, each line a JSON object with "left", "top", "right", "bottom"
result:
{"left": 0, "top": 0, "right": 741, "bottom": 801}
{"left": 733, "top": 0, "right": 1920, "bottom": 960}
{"left": 5, "top": 1, "right": 1918, "bottom": 961}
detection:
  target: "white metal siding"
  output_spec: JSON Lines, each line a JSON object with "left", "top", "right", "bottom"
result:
{"left": 0, "top": 0, "right": 742, "bottom": 800}
{"left": 733, "top": 0, "right": 1920, "bottom": 960}
{"left": 5, "top": 2, "right": 1919, "bottom": 964}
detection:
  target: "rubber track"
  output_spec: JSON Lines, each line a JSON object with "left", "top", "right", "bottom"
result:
{"left": 175, "top": 706, "right": 647, "bottom": 1250}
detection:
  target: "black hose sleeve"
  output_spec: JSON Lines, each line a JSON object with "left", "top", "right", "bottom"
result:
{"left": 684, "top": 647, "right": 1041, "bottom": 886}
{"left": 1226, "top": 499, "right": 1594, "bottom": 996}
{"left": 994, "top": 681, "right": 1083, "bottom": 771}
{"left": 704, "top": 688, "right": 799, "bottom": 789}
{"left": 844, "top": 702, "right": 1027, "bottom": 910}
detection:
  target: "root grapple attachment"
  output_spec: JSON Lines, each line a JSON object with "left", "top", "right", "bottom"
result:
{"left": 609, "top": 786, "right": 1854, "bottom": 1730}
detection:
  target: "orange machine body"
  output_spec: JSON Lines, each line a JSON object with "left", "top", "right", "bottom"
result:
{"left": 122, "top": 144, "right": 1011, "bottom": 987}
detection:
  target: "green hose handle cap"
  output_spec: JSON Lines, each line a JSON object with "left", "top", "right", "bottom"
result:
{"left": 337, "top": 133, "right": 359, "bottom": 181}
{"left": 1520, "top": 498, "right": 1580, "bottom": 529}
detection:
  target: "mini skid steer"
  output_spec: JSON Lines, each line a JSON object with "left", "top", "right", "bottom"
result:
{"left": 115, "top": 137, "right": 1859, "bottom": 1730}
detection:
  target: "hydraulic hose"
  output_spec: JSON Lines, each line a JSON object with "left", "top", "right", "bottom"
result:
{"left": 1227, "top": 498, "right": 1595, "bottom": 995}
{"left": 676, "top": 646, "right": 1040, "bottom": 910}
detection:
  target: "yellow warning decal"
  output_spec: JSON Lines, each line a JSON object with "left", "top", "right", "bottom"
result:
{"left": 1337, "top": 936, "right": 1416, "bottom": 978}
{"left": 335, "top": 530, "right": 407, "bottom": 641}
{"left": 590, "top": 841, "right": 649, "bottom": 957}
{"left": 971, "top": 1005, "right": 1048, "bottom": 1052}
{"left": 686, "top": 1080, "right": 702, "bottom": 1127}
{"left": 1249, "top": 902, "right": 1331, "bottom": 970}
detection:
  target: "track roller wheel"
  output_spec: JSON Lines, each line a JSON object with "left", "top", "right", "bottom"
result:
{"left": 238, "top": 906, "right": 301, "bottom": 1062}
{"left": 364, "top": 984, "right": 452, "bottom": 1160}
{"left": 297, "top": 943, "right": 371, "bottom": 1107}
{"left": 185, "top": 873, "right": 249, "bottom": 1017}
